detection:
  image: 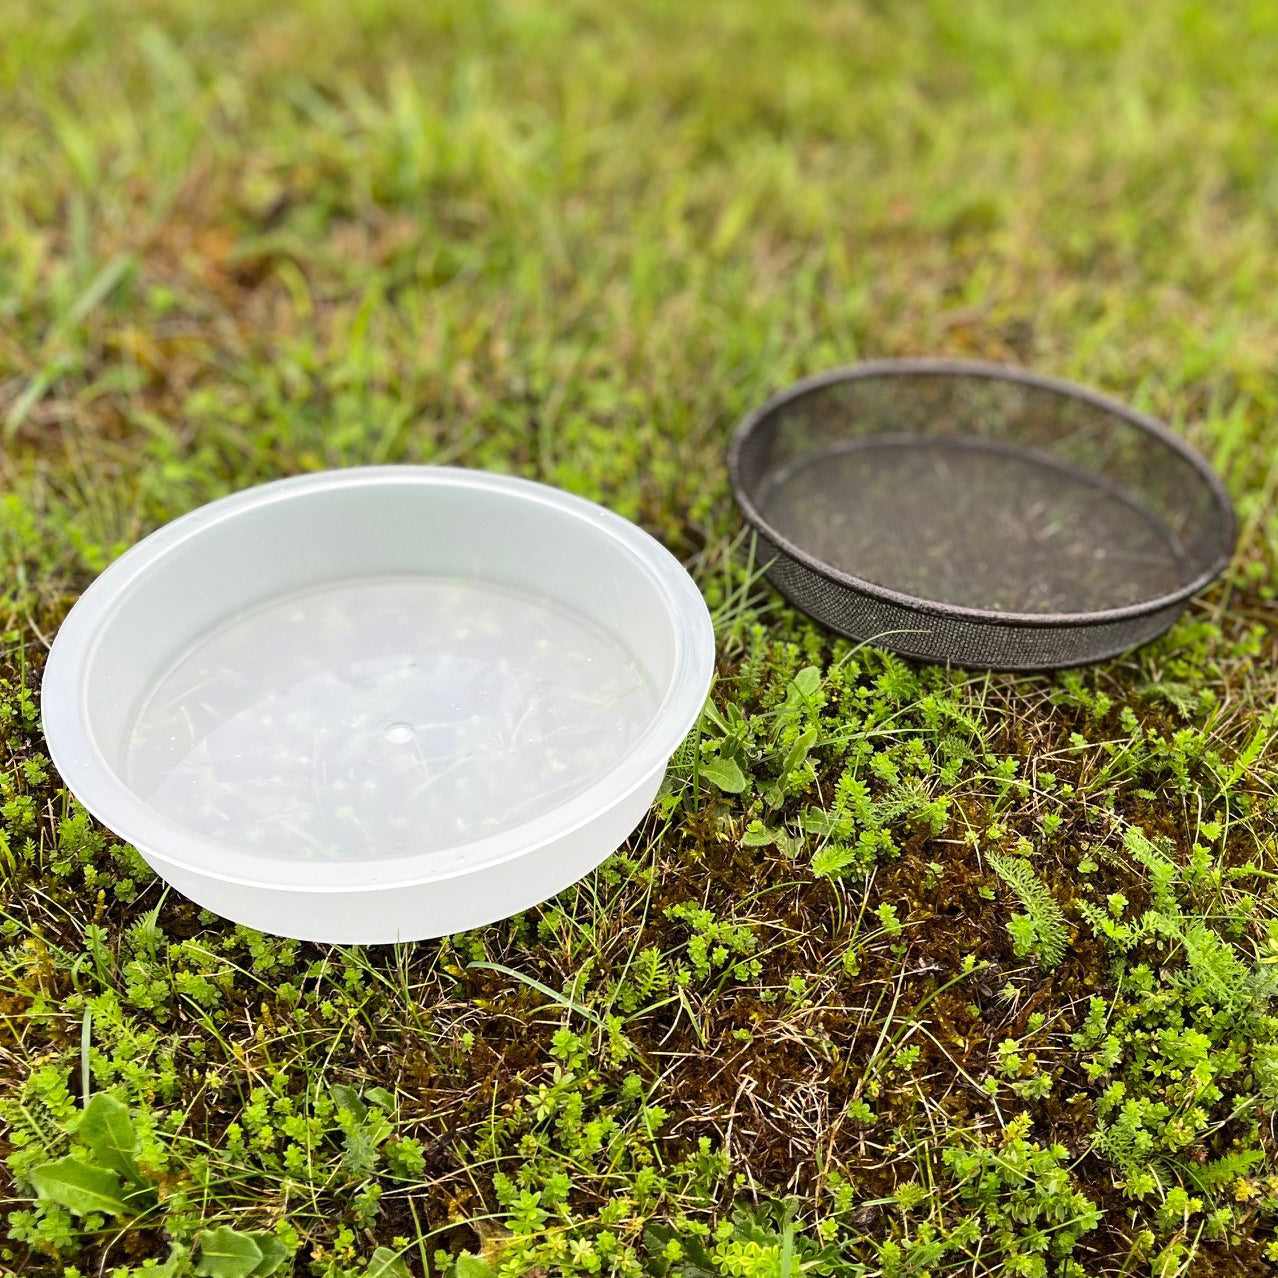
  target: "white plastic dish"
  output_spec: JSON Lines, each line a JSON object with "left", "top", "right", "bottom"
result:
{"left": 42, "top": 466, "right": 715, "bottom": 943}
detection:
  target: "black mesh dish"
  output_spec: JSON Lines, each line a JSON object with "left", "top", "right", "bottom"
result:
{"left": 727, "top": 360, "right": 1236, "bottom": 671}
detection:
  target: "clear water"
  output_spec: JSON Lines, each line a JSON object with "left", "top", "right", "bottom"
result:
{"left": 125, "top": 576, "right": 659, "bottom": 861}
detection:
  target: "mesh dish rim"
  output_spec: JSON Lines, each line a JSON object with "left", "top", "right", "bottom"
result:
{"left": 727, "top": 357, "right": 1237, "bottom": 632}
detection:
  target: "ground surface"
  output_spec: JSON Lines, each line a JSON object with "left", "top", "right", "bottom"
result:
{"left": 3, "top": 2, "right": 1278, "bottom": 1275}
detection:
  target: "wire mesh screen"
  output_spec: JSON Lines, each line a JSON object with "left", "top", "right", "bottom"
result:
{"left": 729, "top": 361, "right": 1235, "bottom": 670}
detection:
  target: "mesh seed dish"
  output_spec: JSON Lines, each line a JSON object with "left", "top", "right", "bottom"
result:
{"left": 728, "top": 360, "right": 1235, "bottom": 670}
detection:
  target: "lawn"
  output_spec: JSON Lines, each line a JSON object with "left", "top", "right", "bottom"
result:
{"left": 3, "top": 1, "right": 1278, "bottom": 1275}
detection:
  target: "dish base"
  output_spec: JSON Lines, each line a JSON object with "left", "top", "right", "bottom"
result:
{"left": 759, "top": 436, "right": 1183, "bottom": 615}
{"left": 126, "top": 574, "right": 658, "bottom": 865}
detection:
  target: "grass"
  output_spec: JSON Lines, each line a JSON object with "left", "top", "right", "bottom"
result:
{"left": 3, "top": 0, "right": 1278, "bottom": 1274}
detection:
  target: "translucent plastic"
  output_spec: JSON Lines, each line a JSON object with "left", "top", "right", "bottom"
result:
{"left": 42, "top": 468, "right": 715, "bottom": 943}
